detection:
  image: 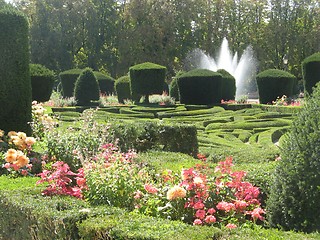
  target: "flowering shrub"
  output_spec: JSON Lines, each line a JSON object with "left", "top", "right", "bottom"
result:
{"left": 30, "top": 101, "right": 57, "bottom": 140}
{"left": 149, "top": 92, "right": 175, "bottom": 106}
{"left": 84, "top": 146, "right": 265, "bottom": 228}
{"left": 37, "top": 161, "right": 87, "bottom": 199}
{"left": 0, "top": 130, "right": 36, "bottom": 176}
{"left": 134, "top": 157, "right": 265, "bottom": 227}
{"left": 44, "top": 91, "right": 77, "bottom": 107}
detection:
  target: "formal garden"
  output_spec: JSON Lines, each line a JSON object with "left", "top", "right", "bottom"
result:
{"left": 1, "top": 1, "right": 320, "bottom": 240}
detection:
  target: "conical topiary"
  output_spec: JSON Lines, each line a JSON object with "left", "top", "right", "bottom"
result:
{"left": 74, "top": 68, "right": 100, "bottom": 106}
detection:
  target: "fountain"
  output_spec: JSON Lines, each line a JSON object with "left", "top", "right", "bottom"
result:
{"left": 185, "top": 38, "right": 258, "bottom": 100}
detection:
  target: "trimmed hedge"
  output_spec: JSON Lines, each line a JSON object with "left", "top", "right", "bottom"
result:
{"left": 74, "top": 68, "right": 100, "bottom": 106}
{"left": 302, "top": 52, "right": 320, "bottom": 94}
{"left": 30, "top": 63, "right": 55, "bottom": 102}
{"left": 59, "top": 68, "right": 83, "bottom": 97}
{"left": 106, "top": 120, "right": 198, "bottom": 157}
{"left": 93, "top": 71, "right": 115, "bottom": 95}
{"left": 177, "top": 69, "right": 223, "bottom": 104}
{"left": 0, "top": 6, "right": 32, "bottom": 134}
{"left": 169, "top": 71, "right": 185, "bottom": 101}
{"left": 114, "top": 75, "right": 132, "bottom": 103}
{"left": 129, "top": 62, "right": 166, "bottom": 102}
{"left": 256, "top": 69, "right": 296, "bottom": 104}
{"left": 218, "top": 69, "right": 236, "bottom": 101}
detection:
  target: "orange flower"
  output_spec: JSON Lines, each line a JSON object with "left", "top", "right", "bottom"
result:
{"left": 7, "top": 131, "right": 17, "bottom": 137}
{"left": 14, "top": 154, "right": 29, "bottom": 168}
{"left": 5, "top": 149, "right": 17, "bottom": 163}
{"left": 167, "top": 186, "right": 187, "bottom": 201}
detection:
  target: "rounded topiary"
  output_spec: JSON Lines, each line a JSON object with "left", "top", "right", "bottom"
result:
{"left": 217, "top": 69, "right": 236, "bottom": 101}
{"left": 94, "top": 71, "right": 115, "bottom": 95}
{"left": 59, "top": 68, "right": 83, "bottom": 98}
{"left": 267, "top": 82, "right": 320, "bottom": 232}
{"left": 302, "top": 52, "right": 320, "bottom": 94}
{"left": 0, "top": 7, "right": 32, "bottom": 134}
{"left": 74, "top": 68, "right": 100, "bottom": 106}
{"left": 256, "top": 69, "right": 296, "bottom": 104}
{"left": 115, "top": 76, "right": 132, "bottom": 104}
{"left": 129, "top": 62, "right": 166, "bottom": 103}
{"left": 177, "top": 69, "right": 222, "bottom": 105}
{"left": 30, "top": 64, "right": 55, "bottom": 102}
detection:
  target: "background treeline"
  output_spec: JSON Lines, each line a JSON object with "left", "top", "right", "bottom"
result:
{"left": 10, "top": 0, "right": 320, "bottom": 80}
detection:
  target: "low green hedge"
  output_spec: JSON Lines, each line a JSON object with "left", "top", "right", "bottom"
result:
{"left": 0, "top": 176, "right": 223, "bottom": 240}
{"left": 106, "top": 120, "right": 198, "bottom": 157}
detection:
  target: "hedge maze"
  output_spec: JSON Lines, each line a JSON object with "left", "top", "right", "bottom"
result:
{"left": 53, "top": 103, "right": 297, "bottom": 164}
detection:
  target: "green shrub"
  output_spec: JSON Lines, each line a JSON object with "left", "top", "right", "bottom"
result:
{"left": 218, "top": 69, "right": 236, "bottom": 101}
{"left": 267, "top": 82, "right": 320, "bottom": 232}
{"left": 177, "top": 69, "right": 223, "bottom": 104}
{"left": 114, "top": 75, "right": 132, "bottom": 103}
{"left": 256, "top": 69, "right": 296, "bottom": 104}
{"left": 74, "top": 68, "right": 100, "bottom": 106}
{"left": 302, "top": 52, "right": 320, "bottom": 94}
{"left": 0, "top": 6, "right": 32, "bottom": 134}
{"left": 93, "top": 71, "right": 115, "bottom": 95}
{"left": 106, "top": 120, "right": 198, "bottom": 156}
{"left": 59, "top": 68, "right": 83, "bottom": 98}
{"left": 129, "top": 62, "right": 166, "bottom": 103}
{"left": 30, "top": 64, "right": 55, "bottom": 102}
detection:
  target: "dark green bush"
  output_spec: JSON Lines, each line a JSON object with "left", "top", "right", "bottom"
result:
{"left": 0, "top": 7, "right": 32, "bottom": 134}
{"left": 129, "top": 62, "right": 166, "bottom": 103}
{"left": 267, "top": 82, "right": 320, "bottom": 232}
{"left": 74, "top": 68, "right": 100, "bottom": 106}
{"left": 302, "top": 52, "right": 320, "bottom": 94}
{"left": 59, "top": 68, "right": 83, "bottom": 97}
{"left": 114, "top": 75, "right": 132, "bottom": 103}
{"left": 106, "top": 121, "right": 198, "bottom": 156}
{"left": 256, "top": 69, "right": 295, "bottom": 104}
{"left": 218, "top": 69, "right": 236, "bottom": 101}
{"left": 177, "top": 69, "right": 223, "bottom": 105}
{"left": 30, "top": 63, "right": 55, "bottom": 102}
{"left": 93, "top": 71, "right": 115, "bottom": 95}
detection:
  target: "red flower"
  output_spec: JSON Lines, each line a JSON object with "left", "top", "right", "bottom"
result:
{"left": 195, "top": 209, "right": 206, "bottom": 219}
{"left": 193, "top": 219, "right": 202, "bottom": 225}
{"left": 207, "top": 208, "right": 216, "bottom": 215}
{"left": 193, "top": 201, "right": 205, "bottom": 210}
{"left": 144, "top": 184, "right": 158, "bottom": 194}
{"left": 248, "top": 207, "right": 265, "bottom": 221}
{"left": 204, "top": 215, "right": 216, "bottom": 224}
{"left": 226, "top": 223, "right": 237, "bottom": 229}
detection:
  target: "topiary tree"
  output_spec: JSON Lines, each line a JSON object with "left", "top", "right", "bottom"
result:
{"left": 129, "top": 62, "right": 166, "bottom": 103}
{"left": 256, "top": 69, "right": 296, "bottom": 104}
{"left": 177, "top": 69, "right": 222, "bottom": 105}
{"left": 217, "top": 69, "right": 236, "bottom": 101}
{"left": 30, "top": 64, "right": 55, "bottom": 102}
{"left": 0, "top": 6, "right": 32, "bottom": 134}
{"left": 169, "top": 71, "right": 185, "bottom": 102}
{"left": 267, "top": 82, "right": 320, "bottom": 232}
{"left": 94, "top": 71, "right": 115, "bottom": 95}
{"left": 59, "top": 69, "right": 83, "bottom": 98}
{"left": 115, "top": 76, "right": 132, "bottom": 104}
{"left": 302, "top": 52, "right": 320, "bottom": 94}
{"left": 74, "top": 68, "right": 100, "bottom": 106}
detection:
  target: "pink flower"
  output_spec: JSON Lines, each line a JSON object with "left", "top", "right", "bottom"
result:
{"left": 144, "top": 184, "right": 158, "bottom": 194}
{"left": 249, "top": 207, "right": 265, "bottom": 221}
{"left": 226, "top": 223, "right": 237, "bottom": 229}
{"left": 134, "top": 190, "right": 143, "bottom": 199}
{"left": 204, "top": 215, "right": 216, "bottom": 224}
{"left": 4, "top": 163, "right": 11, "bottom": 169}
{"left": 234, "top": 200, "right": 248, "bottom": 211}
{"left": 195, "top": 210, "right": 206, "bottom": 219}
{"left": 216, "top": 201, "right": 235, "bottom": 212}
{"left": 207, "top": 208, "right": 216, "bottom": 215}
{"left": 193, "top": 219, "right": 202, "bottom": 225}
{"left": 193, "top": 201, "right": 205, "bottom": 210}
{"left": 21, "top": 169, "right": 28, "bottom": 176}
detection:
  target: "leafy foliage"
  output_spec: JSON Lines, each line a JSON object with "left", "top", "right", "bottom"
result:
{"left": 302, "top": 52, "right": 320, "bottom": 94}
{"left": 267, "top": 82, "right": 320, "bottom": 232}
